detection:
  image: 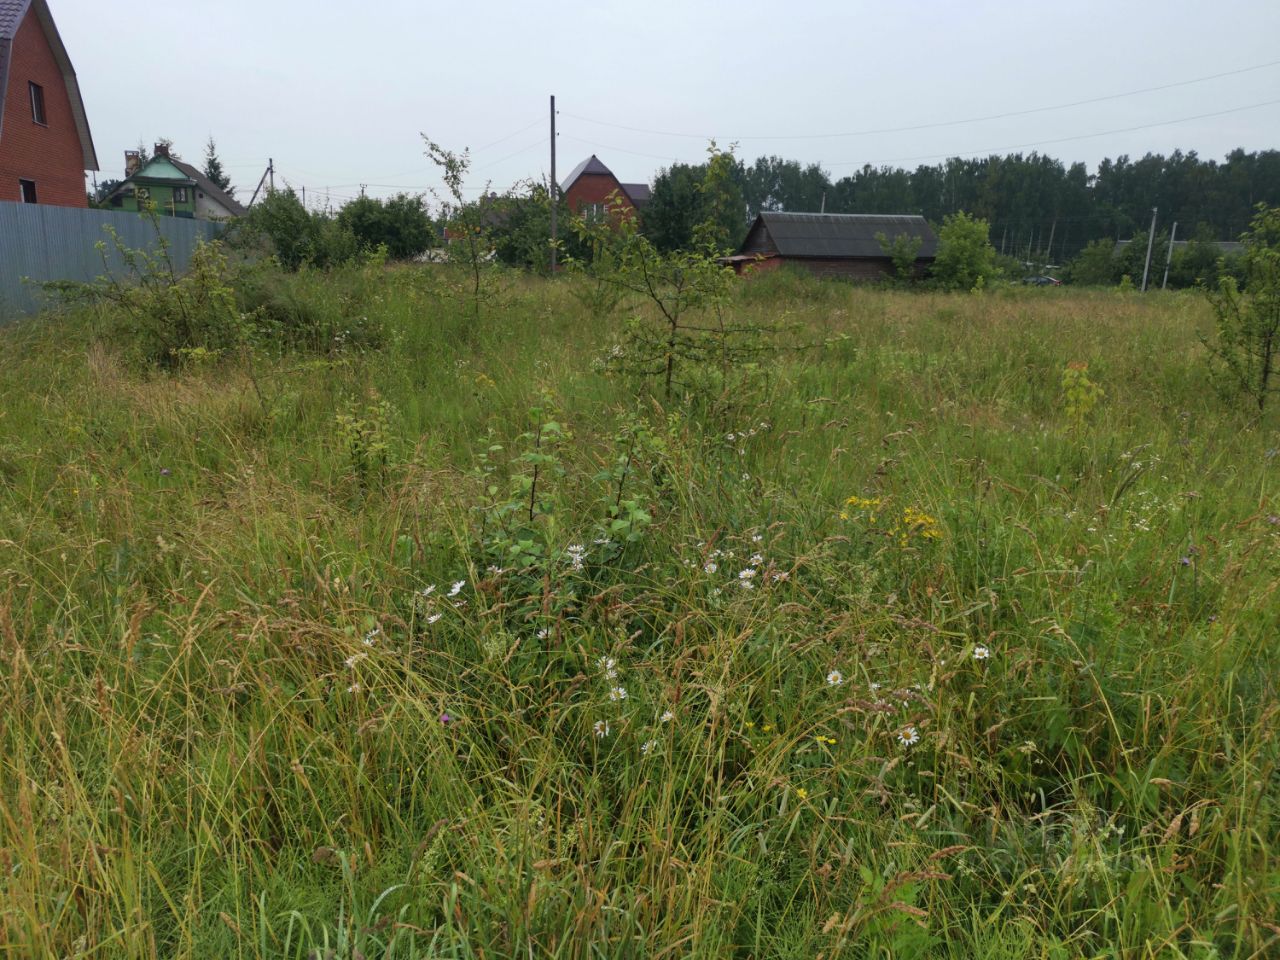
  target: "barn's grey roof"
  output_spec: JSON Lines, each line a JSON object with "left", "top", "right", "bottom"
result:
{"left": 746, "top": 212, "right": 937, "bottom": 259}
{"left": 0, "top": 0, "right": 98, "bottom": 169}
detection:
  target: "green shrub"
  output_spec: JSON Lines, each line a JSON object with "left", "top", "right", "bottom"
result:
{"left": 337, "top": 193, "right": 433, "bottom": 260}
{"left": 931, "top": 211, "right": 1000, "bottom": 290}
{"left": 1203, "top": 203, "right": 1280, "bottom": 412}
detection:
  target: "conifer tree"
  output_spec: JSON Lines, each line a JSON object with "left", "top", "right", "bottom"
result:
{"left": 203, "top": 137, "right": 235, "bottom": 198}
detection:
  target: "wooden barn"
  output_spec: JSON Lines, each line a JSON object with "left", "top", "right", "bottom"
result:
{"left": 726, "top": 212, "right": 937, "bottom": 280}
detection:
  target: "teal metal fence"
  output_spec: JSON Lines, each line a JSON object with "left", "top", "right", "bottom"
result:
{"left": 0, "top": 201, "right": 224, "bottom": 321}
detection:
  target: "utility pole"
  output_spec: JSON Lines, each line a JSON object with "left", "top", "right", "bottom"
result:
{"left": 1162, "top": 221, "right": 1178, "bottom": 290}
{"left": 248, "top": 160, "right": 272, "bottom": 207}
{"left": 301, "top": 185, "right": 306, "bottom": 209}
{"left": 1045, "top": 218, "right": 1057, "bottom": 266}
{"left": 549, "top": 94, "right": 557, "bottom": 273}
{"left": 820, "top": 191, "right": 826, "bottom": 214}
{"left": 268, "top": 158, "right": 274, "bottom": 194}
{"left": 1141, "top": 206, "right": 1158, "bottom": 292}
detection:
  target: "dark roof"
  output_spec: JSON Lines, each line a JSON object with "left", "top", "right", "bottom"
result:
{"left": 0, "top": 0, "right": 97, "bottom": 169}
{"left": 169, "top": 156, "right": 247, "bottom": 217}
{"left": 561, "top": 154, "right": 651, "bottom": 208}
{"left": 620, "top": 182, "right": 651, "bottom": 206}
{"left": 745, "top": 212, "right": 937, "bottom": 259}
{"left": 560, "top": 154, "right": 613, "bottom": 192}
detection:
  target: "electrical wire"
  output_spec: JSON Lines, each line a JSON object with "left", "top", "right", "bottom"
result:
{"left": 834, "top": 97, "right": 1280, "bottom": 167}
{"left": 561, "top": 58, "right": 1280, "bottom": 142}
{"left": 560, "top": 98, "right": 1280, "bottom": 172}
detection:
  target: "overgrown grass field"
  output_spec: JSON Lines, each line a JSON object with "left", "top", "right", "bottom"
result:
{"left": 0, "top": 267, "right": 1276, "bottom": 958}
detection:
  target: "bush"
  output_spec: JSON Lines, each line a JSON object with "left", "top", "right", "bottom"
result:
{"left": 234, "top": 188, "right": 361, "bottom": 271}
{"left": 337, "top": 193, "right": 434, "bottom": 260}
{"left": 1064, "top": 238, "right": 1121, "bottom": 286}
{"left": 46, "top": 219, "right": 246, "bottom": 368}
{"left": 931, "top": 211, "right": 1000, "bottom": 290}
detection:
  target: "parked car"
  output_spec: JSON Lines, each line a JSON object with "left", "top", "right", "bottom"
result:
{"left": 1024, "top": 275, "right": 1062, "bottom": 286}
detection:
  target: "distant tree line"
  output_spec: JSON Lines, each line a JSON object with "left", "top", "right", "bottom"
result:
{"left": 642, "top": 148, "right": 1280, "bottom": 267}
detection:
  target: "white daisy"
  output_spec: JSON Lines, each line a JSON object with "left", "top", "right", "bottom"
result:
{"left": 660, "top": 710, "right": 674, "bottom": 723}
{"left": 362, "top": 626, "right": 381, "bottom": 646}
{"left": 973, "top": 646, "right": 991, "bottom": 660}
{"left": 641, "top": 739, "right": 658, "bottom": 755}
{"left": 826, "top": 670, "right": 844, "bottom": 687}
{"left": 593, "top": 720, "right": 610, "bottom": 738}
{"left": 897, "top": 725, "right": 920, "bottom": 747}
{"left": 425, "top": 612, "right": 442, "bottom": 625}
{"left": 608, "top": 685, "right": 628, "bottom": 702}
{"left": 448, "top": 580, "right": 466, "bottom": 597}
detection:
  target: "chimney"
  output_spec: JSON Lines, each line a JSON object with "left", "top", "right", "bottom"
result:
{"left": 125, "top": 150, "right": 141, "bottom": 177}
{"left": 153, "top": 142, "right": 170, "bottom": 159}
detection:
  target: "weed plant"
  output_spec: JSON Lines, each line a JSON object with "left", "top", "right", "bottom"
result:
{"left": 0, "top": 268, "right": 1276, "bottom": 958}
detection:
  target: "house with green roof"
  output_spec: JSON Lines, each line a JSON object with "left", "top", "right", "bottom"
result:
{"left": 102, "top": 142, "right": 244, "bottom": 219}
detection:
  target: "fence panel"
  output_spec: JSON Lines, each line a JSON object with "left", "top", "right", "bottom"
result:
{"left": 0, "top": 202, "right": 225, "bottom": 321}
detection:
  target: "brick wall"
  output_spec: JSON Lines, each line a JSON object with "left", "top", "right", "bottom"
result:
{"left": 563, "top": 174, "right": 637, "bottom": 218}
{"left": 0, "top": 9, "right": 88, "bottom": 207}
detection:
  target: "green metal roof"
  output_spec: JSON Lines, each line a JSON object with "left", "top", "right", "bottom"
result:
{"left": 135, "top": 157, "right": 192, "bottom": 181}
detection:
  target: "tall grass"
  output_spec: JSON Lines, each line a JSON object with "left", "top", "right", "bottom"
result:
{"left": 0, "top": 267, "right": 1275, "bottom": 958}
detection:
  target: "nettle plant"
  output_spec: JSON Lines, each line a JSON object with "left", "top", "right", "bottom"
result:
{"left": 471, "top": 406, "right": 663, "bottom": 623}
{"left": 334, "top": 393, "right": 397, "bottom": 484}
{"left": 474, "top": 395, "right": 571, "bottom": 573}
{"left": 1061, "top": 361, "right": 1105, "bottom": 429}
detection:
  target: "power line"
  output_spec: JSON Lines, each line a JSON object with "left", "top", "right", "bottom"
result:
{"left": 472, "top": 117, "right": 543, "bottom": 153}
{"left": 473, "top": 135, "right": 549, "bottom": 172}
{"left": 559, "top": 134, "right": 681, "bottom": 164}
{"left": 562, "top": 98, "right": 1280, "bottom": 173}
{"left": 561, "top": 58, "right": 1280, "bottom": 143}
{"left": 834, "top": 97, "right": 1280, "bottom": 167}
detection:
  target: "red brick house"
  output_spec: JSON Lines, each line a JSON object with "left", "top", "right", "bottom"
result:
{"left": 0, "top": 0, "right": 97, "bottom": 207}
{"left": 560, "top": 155, "right": 650, "bottom": 221}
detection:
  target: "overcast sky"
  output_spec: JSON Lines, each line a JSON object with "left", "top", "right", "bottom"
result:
{"left": 57, "top": 0, "right": 1280, "bottom": 209}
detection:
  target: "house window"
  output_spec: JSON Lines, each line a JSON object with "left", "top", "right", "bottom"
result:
{"left": 29, "top": 83, "right": 46, "bottom": 124}
{"left": 581, "top": 202, "right": 607, "bottom": 223}
{"left": 172, "top": 187, "right": 189, "bottom": 203}
{"left": 19, "top": 179, "right": 37, "bottom": 203}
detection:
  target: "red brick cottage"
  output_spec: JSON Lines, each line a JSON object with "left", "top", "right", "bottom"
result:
{"left": 560, "top": 155, "right": 650, "bottom": 221}
{"left": 0, "top": 0, "right": 97, "bottom": 206}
